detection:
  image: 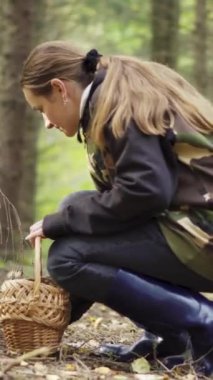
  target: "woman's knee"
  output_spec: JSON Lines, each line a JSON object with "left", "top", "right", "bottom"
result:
{"left": 47, "top": 238, "right": 83, "bottom": 282}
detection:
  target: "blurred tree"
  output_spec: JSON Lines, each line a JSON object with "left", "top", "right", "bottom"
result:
{"left": 0, "top": 1, "right": 45, "bottom": 258}
{"left": 18, "top": 3, "right": 46, "bottom": 236}
{"left": 193, "top": 0, "right": 208, "bottom": 95}
{"left": 178, "top": 0, "right": 196, "bottom": 80}
{"left": 44, "top": 0, "right": 151, "bottom": 56}
{"left": 151, "top": 0, "right": 180, "bottom": 68}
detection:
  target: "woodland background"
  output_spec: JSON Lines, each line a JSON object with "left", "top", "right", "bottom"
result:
{"left": 0, "top": 0, "right": 212, "bottom": 265}
{"left": 0, "top": 1, "right": 212, "bottom": 379}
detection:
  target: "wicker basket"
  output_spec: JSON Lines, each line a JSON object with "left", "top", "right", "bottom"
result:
{"left": 0, "top": 237, "right": 71, "bottom": 353}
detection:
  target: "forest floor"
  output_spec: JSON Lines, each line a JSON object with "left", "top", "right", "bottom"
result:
{"left": 0, "top": 302, "right": 211, "bottom": 380}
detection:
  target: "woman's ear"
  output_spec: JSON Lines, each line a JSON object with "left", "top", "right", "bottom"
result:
{"left": 51, "top": 78, "right": 67, "bottom": 98}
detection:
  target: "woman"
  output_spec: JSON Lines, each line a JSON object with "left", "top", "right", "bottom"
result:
{"left": 22, "top": 41, "right": 213, "bottom": 376}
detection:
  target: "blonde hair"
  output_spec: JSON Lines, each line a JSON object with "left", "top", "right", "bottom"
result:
{"left": 93, "top": 55, "right": 213, "bottom": 147}
{"left": 21, "top": 41, "right": 213, "bottom": 148}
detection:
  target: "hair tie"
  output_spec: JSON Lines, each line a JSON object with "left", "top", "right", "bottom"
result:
{"left": 83, "top": 49, "right": 102, "bottom": 73}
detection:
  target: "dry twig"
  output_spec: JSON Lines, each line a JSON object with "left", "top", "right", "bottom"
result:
{"left": 0, "top": 346, "right": 57, "bottom": 375}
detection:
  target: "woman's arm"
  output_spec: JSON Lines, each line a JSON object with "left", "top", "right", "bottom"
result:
{"left": 43, "top": 121, "right": 178, "bottom": 238}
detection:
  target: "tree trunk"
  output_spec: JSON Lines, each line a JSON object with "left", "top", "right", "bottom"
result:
{"left": 18, "top": 2, "right": 46, "bottom": 235}
{"left": 193, "top": 0, "right": 208, "bottom": 95}
{"left": 151, "top": 0, "right": 180, "bottom": 68}
{"left": 0, "top": 1, "right": 43, "bottom": 257}
{"left": 18, "top": 110, "right": 40, "bottom": 235}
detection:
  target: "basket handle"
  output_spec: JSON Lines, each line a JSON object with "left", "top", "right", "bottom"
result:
{"left": 33, "top": 236, "right": 42, "bottom": 297}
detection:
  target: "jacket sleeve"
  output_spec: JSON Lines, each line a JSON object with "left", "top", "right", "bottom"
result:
{"left": 43, "top": 121, "right": 178, "bottom": 238}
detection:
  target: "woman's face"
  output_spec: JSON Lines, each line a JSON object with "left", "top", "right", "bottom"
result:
{"left": 23, "top": 79, "right": 83, "bottom": 137}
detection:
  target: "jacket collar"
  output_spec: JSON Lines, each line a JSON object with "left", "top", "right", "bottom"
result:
{"left": 77, "top": 69, "right": 106, "bottom": 142}
{"left": 80, "top": 82, "right": 93, "bottom": 119}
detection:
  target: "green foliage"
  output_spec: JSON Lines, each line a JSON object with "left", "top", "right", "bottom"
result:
{"left": 36, "top": 127, "right": 94, "bottom": 220}
{"left": 178, "top": 0, "right": 196, "bottom": 79}
{"left": 35, "top": 126, "right": 94, "bottom": 255}
{"left": 44, "top": 0, "right": 151, "bottom": 56}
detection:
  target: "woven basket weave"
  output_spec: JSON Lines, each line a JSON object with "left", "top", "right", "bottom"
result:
{"left": 0, "top": 237, "right": 71, "bottom": 353}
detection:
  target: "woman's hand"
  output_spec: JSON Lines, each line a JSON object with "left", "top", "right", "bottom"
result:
{"left": 25, "top": 219, "right": 46, "bottom": 247}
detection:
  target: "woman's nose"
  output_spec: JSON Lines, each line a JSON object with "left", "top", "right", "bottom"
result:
{"left": 42, "top": 113, "right": 54, "bottom": 129}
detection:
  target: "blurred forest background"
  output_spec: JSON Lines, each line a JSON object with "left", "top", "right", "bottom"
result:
{"left": 0, "top": 0, "right": 212, "bottom": 265}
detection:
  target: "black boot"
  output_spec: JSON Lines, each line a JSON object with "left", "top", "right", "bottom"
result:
{"left": 104, "top": 270, "right": 213, "bottom": 376}
{"left": 99, "top": 331, "right": 159, "bottom": 361}
{"left": 99, "top": 330, "right": 188, "bottom": 363}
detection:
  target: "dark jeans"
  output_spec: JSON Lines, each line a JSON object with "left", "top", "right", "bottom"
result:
{"left": 47, "top": 191, "right": 213, "bottom": 322}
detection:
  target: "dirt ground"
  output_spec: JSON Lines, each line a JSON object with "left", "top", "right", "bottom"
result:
{"left": 0, "top": 301, "right": 211, "bottom": 380}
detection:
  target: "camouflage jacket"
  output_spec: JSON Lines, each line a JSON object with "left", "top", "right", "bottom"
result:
{"left": 159, "top": 115, "right": 213, "bottom": 281}
{"left": 79, "top": 71, "right": 213, "bottom": 281}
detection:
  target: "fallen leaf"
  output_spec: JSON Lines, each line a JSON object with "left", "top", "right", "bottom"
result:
{"left": 88, "top": 339, "right": 99, "bottom": 348}
{"left": 59, "top": 371, "right": 80, "bottom": 378}
{"left": 88, "top": 316, "right": 97, "bottom": 323}
{"left": 100, "top": 305, "right": 107, "bottom": 311}
{"left": 46, "top": 375, "right": 60, "bottom": 380}
{"left": 20, "top": 360, "right": 28, "bottom": 366}
{"left": 34, "top": 362, "right": 48, "bottom": 376}
{"left": 182, "top": 375, "right": 196, "bottom": 380}
{"left": 134, "top": 375, "right": 165, "bottom": 380}
{"left": 131, "top": 357, "right": 150, "bottom": 374}
{"left": 73, "top": 322, "right": 86, "bottom": 330}
{"left": 78, "top": 347, "right": 90, "bottom": 354}
{"left": 65, "top": 363, "right": 76, "bottom": 371}
{"left": 94, "top": 366, "right": 112, "bottom": 375}
{"left": 93, "top": 317, "right": 103, "bottom": 329}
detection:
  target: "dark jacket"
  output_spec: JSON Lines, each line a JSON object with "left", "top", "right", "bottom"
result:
{"left": 43, "top": 70, "right": 213, "bottom": 280}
